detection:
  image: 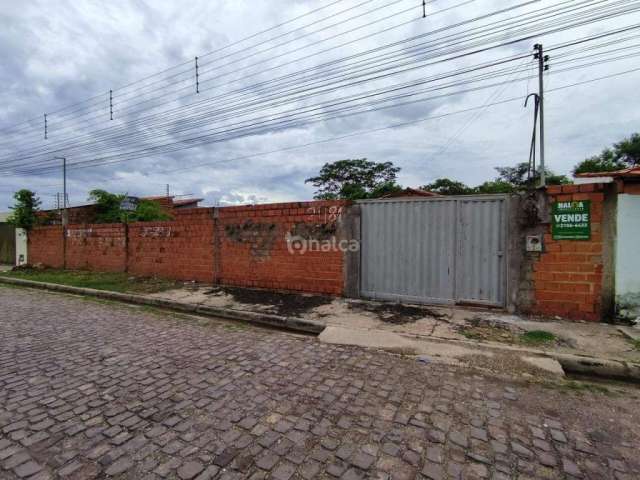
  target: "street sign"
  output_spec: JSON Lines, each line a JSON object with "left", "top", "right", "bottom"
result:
{"left": 121, "top": 196, "right": 139, "bottom": 212}
{"left": 551, "top": 200, "right": 591, "bottom": 240}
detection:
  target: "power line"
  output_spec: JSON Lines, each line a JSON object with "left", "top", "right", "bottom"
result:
{"left": 2, "top": 0, "right": 632, "bottom": 159}
{"left": 10, "top": 51, "right": 640, "bottom": 176}
{"left": 3, "top": 5, "right": 639, "bottom": 170}
{"left": 2, "top": 0, "right": 613, "bottom": 146}
{"left": 14, "top": 65, "right": 640, "bottom": 185}
{"left": 0, "top": 0, "right": 352, "bottom": 134}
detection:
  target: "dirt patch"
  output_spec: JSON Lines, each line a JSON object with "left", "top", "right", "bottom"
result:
{"left": 203, "top": 286, "right": 332, "bottom": 317}
{"left": 457, "top": 316, "right": 574, "bottom": 348}
{"left": 347, "top": 300, "right": 446, "bottom": 325}
{"left": 460, "top": 352, "right": 556, "bottom": 380}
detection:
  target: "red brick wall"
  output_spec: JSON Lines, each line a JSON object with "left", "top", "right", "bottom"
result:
{"left": 218, "top": 201, "right": 346, "bottom": 295}
{"left": 65, "top": 224, "right": 126, "bottom": 272}
{"left": 27, "top": 201, "right": 347, "bottom": 295}
{"left": 127, "top": 208, "right": 215, "bottom": 283}
{"left": 531, "top": 184, "right": 606, "bottom": 321}
{"left": 28, "top": 226, "right": 64, "bottom": 268}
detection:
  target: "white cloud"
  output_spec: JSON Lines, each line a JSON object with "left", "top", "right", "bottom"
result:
{"left": 0, "top": 0, "right": 639, "bottom": 210}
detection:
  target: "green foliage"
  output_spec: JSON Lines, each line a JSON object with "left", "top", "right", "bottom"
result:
{"left": 612, "top": 132, "right": 640, "bottom": 165}
{"left": 305, "top": 159, "right": 401, "bottom": 200}
{"left": 573, "top": 133, "right": 640, "bottom": 174}
{"left": 131, "top": 200, "right": 172, "bottom": 222}
{"left": 7, "top": 189, "right": 41, "bottom": 230}
{"left": 89, "top": 189, "right": 125, "bottom": 223}
{"left": 88, "top": 189, "right": 172, "bottom": 223}
{"left": 421, "top": 163, "right": 569, "bottom": 196}
{"left": 495, "top": 163, "right": 570, "bottom": 188}
{"left": 420, "top": 178, "right": 474, "bottom": 195}
{"left": 1, "top": 268, "right": 176, "bottom": 293}
{"left": 573, "top": 155, "right": 626, "bottom": 175}
{"left": 475, "top": 180, "right": 516, "bottom": 194}
{"left": 519, "top": 330, "right": 557, "bottom": 345}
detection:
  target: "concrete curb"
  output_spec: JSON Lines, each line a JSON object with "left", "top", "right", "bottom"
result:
{"left": 0, "top": 277, "right": 326, "bottom": 335}
{"left": 406, "top": 332, "right": 640, "bottom": 382}
{"left": 553, "top": 353, "right": 640, "bottom": 382}
{"left": 2, "top": 277, "right": 638, "bottom": 381}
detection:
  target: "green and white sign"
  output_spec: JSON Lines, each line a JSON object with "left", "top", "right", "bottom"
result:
{"left": 552, "top": 200, "right": 591, "bottom": 240}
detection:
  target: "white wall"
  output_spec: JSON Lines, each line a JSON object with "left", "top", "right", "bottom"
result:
{"left": 16, "top": 229, "right": 27, "bottom": 266}
{"left": 616, "top": 194, "right": 640, "bottom": 322}
{"left": 616, "top": 194, "right": 640, "bottom": 296}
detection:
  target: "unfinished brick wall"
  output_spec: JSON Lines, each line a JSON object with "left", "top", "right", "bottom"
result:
{"left": 531, "top": 184, "right": 606, "bottom": 321}
{"left": 26, "top": 201, "right": 348, "bottom": 295}
{"left": 28, "top": 226, "right": 64, "bottom": 268}
{"left": 65, "top": 224, "right": 126, "bottom": 272}
{"left": 128, "top": 208, "right": 215, "bottom": 283}
{"left": 218, "top": 201, "right": 346, "bottom": 295}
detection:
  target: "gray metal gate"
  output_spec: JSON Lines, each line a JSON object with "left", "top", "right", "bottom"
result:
{"left": 360, "top": 195, "right": 507, "bottom": 306}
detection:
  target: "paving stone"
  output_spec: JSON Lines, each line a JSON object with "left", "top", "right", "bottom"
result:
{"left": 341, "top": 468, "right": 364, "bottom": 480}
{"left": 351, "top": 452, "right": 375, "bottom": 470}
{"left": 194, "top": 466, "right": 220, "bottom": 480}
{"left": 562, "top": 458, "right": 583, "bottom": 478}
{"left": 58, "top": 460, "right": 83, "bottom": 477}
{"left": 0, "top": 288, "right": 636, "bottom": 480}
{"left": 422, "top": 463, "right": 445, "bottom": 480}
{"left": 105, "top": 456, "right": 134, "bottom": 476}
{"left": 177, "top": 461, "right": 204, "bottom": 480}
{"left": 511, "top": 442, "right": 534, "bottom": 459}
{"left": 551, "top": 429, "right": 568, "bottom": 443}
{"left": 271, "top": 462, "right": 296, "bottom": 480}
{"left": 255, "top": 452, "right": 279, "bottom": 471}
{"left": 335, "top": 444, "right": 355, "bottom": 461}
{"left": 14, "top": 460, "right": 42, "bottom": 478}
{"left": 5, "top": 451, "right": 31, "bottom": 469}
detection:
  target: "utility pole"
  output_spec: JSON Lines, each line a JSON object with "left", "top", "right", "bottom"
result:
{"left": 533, "top": 44, "right": 549, "bottom": 187}
{"left": 166, "top": 184, "right": 170, "bottom": 198}
{"left": 54, "top": 157, "right": 67, "bottom": 225}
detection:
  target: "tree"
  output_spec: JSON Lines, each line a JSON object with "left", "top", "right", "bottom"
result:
{"left": 475, "top": 180, "right": 516, "bottom": 194}
{"left": 89, "top": 190, "right": 125, "bottom": 223}
{"left": 613, "top": 132, "right": 640, "bottom": 165}
{"left": 573, "top": 133, "right": 640, "bottom": 174}
{"left": 88, "top": 189, "right": 172, "bottom": 223}
{"left": 7, "top": 189, "right": 41, "bottom": 230}
{"left": 573, "top": 152, "right": 626, "bottom": 175}
{"left": 421, "top": 178, "right": 473, "bottom": 195}
{"left": 305, "top": 159, "right": 401, "bottom": 200}
{"left": 134, "top": 199, "right": 172, "bottom": 222}
{"left": 495, "top": 163, "right": 570, "bottom": 188}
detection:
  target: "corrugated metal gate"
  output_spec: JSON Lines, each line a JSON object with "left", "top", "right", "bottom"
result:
{"left": 360, "top": 195, "right": 507, "bottom": 306}
{"left": 0, "top": 224, "right": 16, "bottom": 265}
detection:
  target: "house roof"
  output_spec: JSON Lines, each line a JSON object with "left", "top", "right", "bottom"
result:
{"left": 381, "top": 187, "right": 441, "bottom": 198}
{"left": 575, "top": 166, "right": 640, "bottom": 178}
{"left": 173, "top": 198, "right": 203, "bottom": 207}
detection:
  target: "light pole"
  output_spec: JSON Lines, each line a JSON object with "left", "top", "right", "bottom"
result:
{"left": 53, "top": 157, "right": 67, "bottom": 225}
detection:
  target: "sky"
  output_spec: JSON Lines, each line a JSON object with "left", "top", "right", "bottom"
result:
{"left": 0, "top": 0, "right": 639, "bottom": 210}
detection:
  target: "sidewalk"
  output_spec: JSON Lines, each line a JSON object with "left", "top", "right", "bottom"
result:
{"left": 2, "top": 274, "right": 639, "bottom": 380}
{"left": 147, "top": 285, "right": 640, "bottom": 366}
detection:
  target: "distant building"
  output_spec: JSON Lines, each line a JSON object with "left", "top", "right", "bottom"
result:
{"left": 38, "top": 195, "right": 204, "bottom": 225}
{"left": 380, "top": 187, "right": 441, "bottom": 199}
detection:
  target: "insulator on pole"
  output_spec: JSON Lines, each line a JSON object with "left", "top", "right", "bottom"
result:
{"left": 195, "top": 57, "right": 200, "bottom": 94}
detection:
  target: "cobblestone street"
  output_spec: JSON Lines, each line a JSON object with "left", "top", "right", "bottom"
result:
{"left": 0, "top": 287, "right": 638, "bottom": 480}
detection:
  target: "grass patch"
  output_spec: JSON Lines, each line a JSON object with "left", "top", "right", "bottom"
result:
{"left": 519, "top": 330, "right": 557, "bottom": 346}
{"left": 0, "top": 268, "right": 177, "bottom": 294}
{"left": 560, "top": 380, "right": 614, "bottom": 396}
{"left": 630, "top": 339, "right": 640, "bottom": 351}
